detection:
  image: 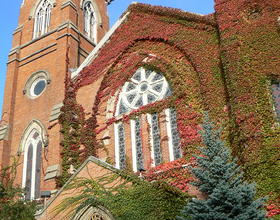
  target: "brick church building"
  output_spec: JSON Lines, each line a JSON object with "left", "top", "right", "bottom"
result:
{"left": 0, "top": 0, "right": 280, "bottom": 219}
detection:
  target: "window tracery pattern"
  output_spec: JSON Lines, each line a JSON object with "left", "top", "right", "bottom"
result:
{"left": 84, "top": 2, "right": 97, "bottom": 43}
{"left": 22, "top": 129, "right": 42, "bottom": 200}
{"left": 131, "top": 118, "right": 144, "bottom": 171}
{"left": 116, "top": 68, "right": 172, "bottom": 115}
{"left": 149, "top": 113, "right": 162, "bottom": 166}
{"left": 33, "top": 0, "right": 52, "bottom": 39}
{"left": 89, "top": 213, "right": 104, "bottom": 220}
{"left": 114, "top": 67, "right": 181, "bottom": 171}
{"left": 117, "top": 124, "right": 126, "bottom": 169}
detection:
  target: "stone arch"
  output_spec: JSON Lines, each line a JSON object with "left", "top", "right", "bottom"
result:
{"left": 29, "top": 0, "right": 56, "bottom": 19}
{"left": 23, "top": 70, "right": 51, "bottom": 99}
{"left": 18, "top": 119, "right": 49, "bottom": 155}
{"left": 73, "top": 205, "right": 115, "bottom": 220}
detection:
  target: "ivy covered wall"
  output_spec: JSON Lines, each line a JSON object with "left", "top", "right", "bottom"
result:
{"left": 56, "top": 1, "right": 280, "bottom": 217}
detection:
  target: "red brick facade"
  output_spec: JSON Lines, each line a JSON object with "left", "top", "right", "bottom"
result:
{"left": 0, "top": 0, "right": 109, "bottom": 202}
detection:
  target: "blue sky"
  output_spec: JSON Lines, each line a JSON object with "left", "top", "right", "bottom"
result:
{"left": 0, "top": 0, "right": 215, "bottom": 118}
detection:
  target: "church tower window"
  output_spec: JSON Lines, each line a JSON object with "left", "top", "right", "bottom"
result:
{"left": 22, "top": 129, "right": 43, "bottom": 200}
{"left": 33, "top": 0, "right": 52, "bottom": 39}
{"left": 84, "top": 2, "right": 97, "bottom": 44}
{"left": 114, "top": 68, "right": 181, "bottom": 171}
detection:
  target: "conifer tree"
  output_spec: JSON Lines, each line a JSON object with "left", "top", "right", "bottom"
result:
{"left": 178, "top": 114, "right": 267, "bottom": 220}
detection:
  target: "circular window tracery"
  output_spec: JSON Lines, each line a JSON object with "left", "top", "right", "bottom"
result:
{"left": 116, "top": 68, "right": 172, "bottom": 115}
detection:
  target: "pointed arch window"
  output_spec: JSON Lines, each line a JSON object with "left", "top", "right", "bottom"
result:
{"left": 84, "top": 2, "right": 97, "bottom": 44}
{"left": 114, "top": 68, "right": 181, "bottom": 171}
{"left": 22, "top": 129, "right": 43, "bottom": 200}
{"left": 33, "top": 0, "right": 52, "bottom": 39}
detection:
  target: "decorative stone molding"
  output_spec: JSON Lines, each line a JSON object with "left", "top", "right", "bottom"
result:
{"left": 18, "top": 119, "right": 49, "bottom": 154}
{"left": 0, "top": 124, "right": 9, "bottom": 141}
{"left": 49, "top": 102, "right": 63, "bottom": 122}
{"left": 34, "top": 156, "right": 118, "bottom": 218}
{"left": 61, "top": 0, "right": 77, "bottom": 11}
{"left": 45, "top": 164, "right": 60, "bottom": 180}
{"left": 29, "top": 0, "right": 57, "bottom": 19}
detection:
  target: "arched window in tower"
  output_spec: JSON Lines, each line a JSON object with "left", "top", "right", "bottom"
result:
{"left": 114, "top": 68, "right": 181, "bottom": 172}
{"left": 22, "top": 129, "right": 43, "bottom": 200}
{"left": 33, "top": 0, "right": 52, "bottom": 39}
{"left": 84, "top": 2, "right": 97, "bottom": 44}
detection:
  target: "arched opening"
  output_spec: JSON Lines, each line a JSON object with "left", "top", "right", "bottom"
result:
{"left": 33, "top": 0, "right": 52, "bottom": 39}
{"left": 113, "top": 67, "right": 181, "bottom": 171}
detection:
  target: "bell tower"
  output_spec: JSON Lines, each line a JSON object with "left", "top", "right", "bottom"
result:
{"left": 0, "top": 0, "right": 109, "bottom": 200}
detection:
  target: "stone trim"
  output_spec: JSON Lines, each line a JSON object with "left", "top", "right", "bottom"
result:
{"left": 0, "top": 124, "right": 9, "bottom": 141}
{"left": 44, "top": 164, "right": 60, "bottom": 180}
{"left": 8, "top": 45, "right": 20, "bottom": 56}
{"left": 61, "top": 0, "right": 77, "bottom": 11}
{"left": 35, "top": 156, "right": 119, "bottom": 218}
{"left": 13, "top": 25, "right": 23, "bottom": 35}
{"left": 79, "top": 46, "right": 90, "bottom": 56}
{"left": 17, "top": 119, "right": 49, "bottom": 154}
{"left": 20, "top": 28, "right": 58, "bottom": 49}
{"left": 29, "top": 0, "right": 57, "bottom": 19}
{"left": 6, "top": 58, "right": 20, "bottom": 65}
{"left": 20, "top": 43, "right": 57, "bottom": 63}
{"left": 56, "top": 33, "right": 79, "bottom": 43}
{"left": 79, "top": 31, "right": 96, "bottom": 46}
{"left": 19, "top": 49, "right": 57, "bottom": 67}
{"left": 73, "top": 205, "right": 115, "bottom": 220}
{"left": 49, "top": 102, "right": 63, "bottom": 122}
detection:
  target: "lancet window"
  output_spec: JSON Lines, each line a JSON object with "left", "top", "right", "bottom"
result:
{"left": 22, "top": 129, "right": 43, "bottom": 200}
{"left": 114, "top": 68, "right": 181, "bottom": 171}
{"left": 84, "top": 2, "right": 97, "bottom": 43}
{"left": 33, "top": 0, "right": 52, "bottom": 38}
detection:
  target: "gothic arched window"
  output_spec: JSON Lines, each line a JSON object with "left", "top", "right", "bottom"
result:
{"left": 22, "top": 129, "right": 43, "bottom": 200}
{"left": 33, "top": 0, "right": 52, "bottom": 39}
{"left": 84, "top": 2, "right": 97, "bottom": 44}
{"left": 114, "top": 68, "right": 181, "bottom": 172}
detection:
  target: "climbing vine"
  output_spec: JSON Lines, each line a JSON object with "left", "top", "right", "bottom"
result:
{"left": 53, "top": 2, "right": 280, "bottom": 218}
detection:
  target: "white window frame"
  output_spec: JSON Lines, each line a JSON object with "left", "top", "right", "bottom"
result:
{"left": 114, "top": 123, "right": 121, "bottom": 169}
{"left": 22, "top": 129, "right": 42, "bottom": 200}
{"left": 33, "top": 0, "right": 52, "bottom": 39}
{"left": 130, "top": 119, "right": 138, "bottom": 172}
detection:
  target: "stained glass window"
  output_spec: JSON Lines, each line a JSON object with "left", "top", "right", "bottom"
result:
{"left": 23, "top": 130, "right": 42, "bottom": 200}
{"left": 116, "top": 68, "right": 172, "bottom": 115}
{"left": 114, "top": 67, "right": 180, "bottom": 170}
{"left": 118, "top": 124, "right": 126, "bottom": 170}
{"left": 35, "top": 140, "right": 42, "bottom": 199}
{"left": 169, "top": 108, "right": 181, "bottom": 160}
{"left": 26, "top": 144, "right": 33, "bottom": 200}
{"left": 150, "top": 113, "right": 162, "bottom": 166}
{"left": 134, "top": 118, "right": 144, "bottom": 171}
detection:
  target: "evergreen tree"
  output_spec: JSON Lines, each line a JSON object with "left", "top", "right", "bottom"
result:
{"left": 178, "top": 114, "right": 267, "bottom": 220}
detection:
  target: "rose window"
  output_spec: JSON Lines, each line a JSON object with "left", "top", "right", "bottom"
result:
{"left": 117, "top": 68, "right": 172, "bottom": 115}
{"left": 114, "top": 67, "right": 181, "bottom": 171}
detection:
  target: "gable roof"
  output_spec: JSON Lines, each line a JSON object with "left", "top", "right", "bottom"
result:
{"left": 71, "top": 2, "right": 216, "bottom": 81}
